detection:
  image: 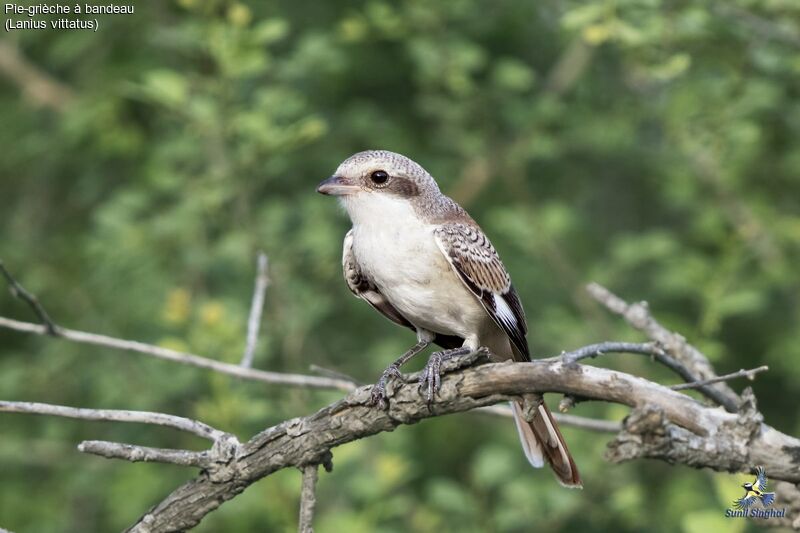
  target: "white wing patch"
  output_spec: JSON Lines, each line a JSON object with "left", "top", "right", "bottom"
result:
{"left": 493, "top": 293, "right": 518, "bottom": 331}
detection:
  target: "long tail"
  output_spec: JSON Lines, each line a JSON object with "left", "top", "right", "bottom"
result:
{"left": 761, "top": 492, "right": 775, "bottom": 506}
{"left": 511, "top": 400, "right": 582, "bottom": 488}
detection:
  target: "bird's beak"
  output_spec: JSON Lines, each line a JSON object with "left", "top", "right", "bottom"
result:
{"left": 317, "top": 175, "right": 359, "bottom": 196}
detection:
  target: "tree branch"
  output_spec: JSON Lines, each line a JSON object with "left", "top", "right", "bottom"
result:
{"left": 670, "top": 366, "right": 769, "bottom": 391}
{"left": 0, "top": 316, "right": 354, "bottom": 391}
{"left": 0, "top": 40, "right": 75, "bottom": 112}
{"left": 241, "top": 252, "right": 269, "bottom": 369}
{"left": 555, "top": 340, "right": 747, "bottom": 411}
{"left": 585, "top": 283, "right": 742, "bottom": 412}
{"left": 0, "top": 400, "right": 228, "bottom": 441}
{"left": 78, "top": 441, "right": 214, "bottom": 469}
{"left": 0, "top": 260, "right": 59, "bottom": 335}
{"left": 298, "top": 465, "right": 320, "bottom": 533}
{"left": 2, "top": 265, "right": 795, "bottom": 530}
{"left": 123, "top": 358, "right": 800, "bottom": 531}
{"left": 0, "top": 261, "right": 353, "bottom": 391}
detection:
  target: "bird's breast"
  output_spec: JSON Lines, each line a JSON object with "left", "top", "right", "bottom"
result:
{"left": 352, "top": 221, "right": 444, "bottom": 288}
{"left": 351, "top": 221, "right": 488, "bottom": 338}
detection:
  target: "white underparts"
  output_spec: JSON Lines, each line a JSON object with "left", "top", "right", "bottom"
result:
{"left": 345, "top": 192, "right": 491, "bottom": 341}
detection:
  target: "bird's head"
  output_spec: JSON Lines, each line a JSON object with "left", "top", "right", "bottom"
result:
{"left": 743, "top": 482, "right": 754, "bottom": 490}
{"left": 317, "top": 150, "right": 440, "bottom": 224}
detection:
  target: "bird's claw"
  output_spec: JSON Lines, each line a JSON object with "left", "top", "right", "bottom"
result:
{"left": 418, "top": 351, "right": 444, "bottom": 403}
{"left": 418, "top": 347, "right": 473, "bottom": 403}
{"left": 368, "top": 364, "right": 403, "bottom": 409}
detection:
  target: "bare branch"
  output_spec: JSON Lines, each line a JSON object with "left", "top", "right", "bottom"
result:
{"left": 0, "top": 263, "right": 353, "bottom": 391}
{"left": 241, "top": 253, "right": 269, "bottom": 368}
{"left": 0, "top": 316, "right": 355, "bottom": 391}
{"left": 558, "top": 341, "right": 663, "bottom": 363}
{"left": 0, "top": 260, "right": 59, "bottom": 335}
{"left": 0, "top": 40, "right": 75, "bottom": 111}
{"left": 555, "top": 340, "right": 743, "bottom": 411}
{"left": 671, "top": 366, "right": 769, "bottom": 391}
{"left": 586, "top": 283, "right": 741, "bottom": 412}
{"left": 298, "top": 465, "right": 319, "bottom": 533}
{"left": 125, "top": 359, "right": 800, "bottom": 531}
{"left": 1, "top": 269, "right": 794, "bottom": 530}
{"left": 0, "top": 401, "right": 227, "bottom": 442}
{"left": 78, "top": 441, "right": 213, "bottom": 468}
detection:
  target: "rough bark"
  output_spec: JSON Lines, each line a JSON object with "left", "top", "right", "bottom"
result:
{"left": 126, "top": 358, "right": 800, "bottom": 532}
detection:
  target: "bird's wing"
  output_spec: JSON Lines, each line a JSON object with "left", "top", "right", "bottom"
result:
{"left": 756, "top": 467, "right": 769, "bottom": 492}
{"left": 434, "top": 223, "right": 529, "bottom": 360}
{"left": 343, "top": 229, "right": 415, "bottom": 329}
{"left": 734, "top": 493, "right": 759, "bottom": 510}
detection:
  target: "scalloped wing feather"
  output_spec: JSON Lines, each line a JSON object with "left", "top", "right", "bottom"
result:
{"left": 434, "top": 223, "right": 529, "bottom": 360}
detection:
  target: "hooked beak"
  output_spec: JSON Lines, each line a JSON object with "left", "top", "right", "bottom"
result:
{"left": 317, "top": 175, "right": 359, "bottom": 196}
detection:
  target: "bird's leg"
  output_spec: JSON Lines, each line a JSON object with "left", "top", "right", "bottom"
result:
{"left": 368, "top": 340, "right": 430, "bottom": 409}
{"left": 418, "top": 346, "right": 473, "bottom": 403}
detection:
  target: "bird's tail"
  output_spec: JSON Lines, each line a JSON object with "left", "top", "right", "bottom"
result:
{"left": 511, "top": 400, "right": 582, "bottom": 488}
{"left": 762, "top": 492, "right": 776, "bottom": 506}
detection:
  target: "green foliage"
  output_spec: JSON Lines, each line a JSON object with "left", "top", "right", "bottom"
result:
{"left": 1, "top": 0, "right": 799, "bottom": 531}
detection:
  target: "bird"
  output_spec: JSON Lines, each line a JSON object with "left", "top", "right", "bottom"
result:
{"left": 733, "top": 467, "right": 775, "bottom": 509}
{"left": 317, "top": 149, "right": 581, "bottom": 488}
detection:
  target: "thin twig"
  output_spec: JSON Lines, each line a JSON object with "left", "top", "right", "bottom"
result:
{"left": 670, "top": 366, "right": 769, "bottom": 391}
{"left": 586, "top": 283, "right": 741, "bottom": 412}
{"left": 298, "top": 464, "right": 319, "bottom": 533}
{"left": 78, "top": 441, "right": 213, "bottom": 468}
{"left": 557, "top": 341, "right": 664, "bottom": 363}
{"left": 554, "top": 340, "right": 738, "bottom": 411}
{"left": 0, "top": 263, "right": 353, "bottom": 391}
{"left": 0, "top": 401, "right": 227, "bottom": 441}
{"left": 0, "top": 261, "right": 59, "bottom": 335}
{"left": 477, "top": 405, "right": 621, "bottom": 433}
{"left": 241, "top": 253, "right": 269, "bottom": 369}
{"left": 0, "top": 316, "right": 355, "bottom": 391}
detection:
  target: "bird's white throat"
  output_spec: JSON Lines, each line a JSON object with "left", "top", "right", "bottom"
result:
{"left": 339, "top": 191, "right": 418, "bottom": 228}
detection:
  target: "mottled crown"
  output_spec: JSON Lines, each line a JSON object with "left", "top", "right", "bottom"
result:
{"left": 335, "top": 150, "right": 441, "bottom": 196}
{"left": 333, "top": 150, "right": 470, "bottom": 223}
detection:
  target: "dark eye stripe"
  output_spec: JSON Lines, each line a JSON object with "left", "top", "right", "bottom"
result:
{"left": 386, "top": 177, "right": 419, "bottom": 197}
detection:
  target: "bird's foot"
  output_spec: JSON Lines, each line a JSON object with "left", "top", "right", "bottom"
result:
{"left": 418, "top": 347, "right": 474, "bottom": 403}
{"left": 368, "top": 364, "right": 404, "bottom": 409}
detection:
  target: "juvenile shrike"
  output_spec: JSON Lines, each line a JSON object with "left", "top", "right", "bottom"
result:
{"left": 317, "top": 150, "right": 581, "bottom": 487}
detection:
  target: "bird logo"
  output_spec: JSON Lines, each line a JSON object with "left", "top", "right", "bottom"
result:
{"left": 733, "top": 467, "right": 775, "bottom": 510}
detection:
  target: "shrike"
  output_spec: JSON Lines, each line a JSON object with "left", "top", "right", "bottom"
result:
{"left": 317, "top": 150, "right": 581, "bottom": 487}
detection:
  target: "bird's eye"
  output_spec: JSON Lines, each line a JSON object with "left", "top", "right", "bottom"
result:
{"left": 370, "top": 170, "right": 389, "bottom": 185}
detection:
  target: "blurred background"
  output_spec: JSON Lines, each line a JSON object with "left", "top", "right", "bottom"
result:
{"left": 1, "top": 1, "right": 799, "bottom": 531}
